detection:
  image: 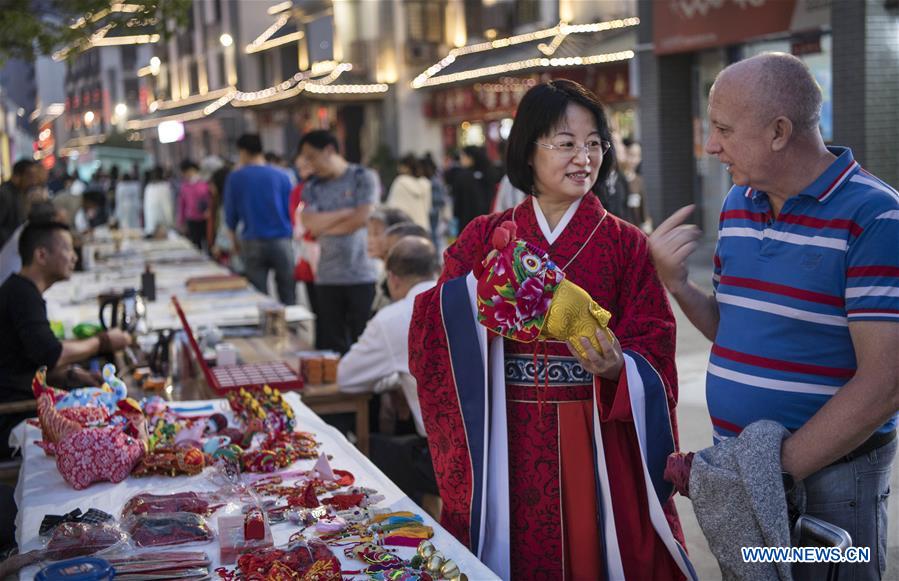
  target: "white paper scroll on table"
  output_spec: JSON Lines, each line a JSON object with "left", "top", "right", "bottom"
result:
{"left": 13, "top": 392, "right": 499, "bottom": 580}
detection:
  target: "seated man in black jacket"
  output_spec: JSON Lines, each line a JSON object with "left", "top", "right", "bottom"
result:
{"left": 0, "top": 221, "right": 131, "bottom": 459}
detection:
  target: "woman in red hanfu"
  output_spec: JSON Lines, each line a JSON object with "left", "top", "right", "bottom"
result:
{"left": 409, "top": 80, "right": 696, "bottom": 580}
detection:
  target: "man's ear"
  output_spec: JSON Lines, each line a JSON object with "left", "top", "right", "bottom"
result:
{"left": 771, "top": 116, "right": 793, "bottom": 152}
{"left": 32, "top": 247, "right": 48, "bottom": 266}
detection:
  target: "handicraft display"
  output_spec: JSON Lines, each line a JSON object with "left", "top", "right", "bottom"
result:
{"left": 22, "top": 367, "right": 480, "bottom": 581}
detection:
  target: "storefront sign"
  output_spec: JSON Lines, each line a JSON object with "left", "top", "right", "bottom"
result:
{"left": 425, "top": 76, "right": 534, "bottom": 121}
{"left": 653, "top": 0, "right": 831, "bottom": 55}
{"left": 425, "top": 65, "right": 631, "bottom": 121}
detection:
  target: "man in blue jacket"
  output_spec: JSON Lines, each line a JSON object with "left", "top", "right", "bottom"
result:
{"left": 224, "top": 134, "right": 295, "bottom": 305}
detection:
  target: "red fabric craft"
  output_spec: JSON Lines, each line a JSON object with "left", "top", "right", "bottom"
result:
{"left": 475, "top": 222, "right": 564, "bottom": 343}
{"left": 409, "top": 194, "right": 686, "bottom": 580}
{"left": 321, "top": 493, "right": 365, "bottom": 510}
{"left": 288, "top": 482, "right": 320, "bottom": 508}
{"left": 59, "top": 405, "right": 109, "bottom": 425}
{"left": 236, "top": 539, "right": 338, "bottom": 580}
{"left": 333, "top": 469, "right": 355, "bottom": 487}
{"left": 36, "top": 393, "right": 81, "bottom": 446}
{"left": 54, "top": 426, "right": 144, "bottom": 490}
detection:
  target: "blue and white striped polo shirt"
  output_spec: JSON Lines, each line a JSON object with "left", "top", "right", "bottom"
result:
{"left": 707, "top": 146, "right": 899, "bottom": 440}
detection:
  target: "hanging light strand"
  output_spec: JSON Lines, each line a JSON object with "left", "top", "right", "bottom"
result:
{"left": 413, "top": 50, "right": 634, "bottom": 89}
{"left": 245, "top": 13, "right": 292, "bottom": 53}
{"left": 411, "top": 17, "right": 639, "bottom": 89}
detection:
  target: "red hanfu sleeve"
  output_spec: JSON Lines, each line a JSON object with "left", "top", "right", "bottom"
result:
{"left": 408, "top": 216, "right": 492, "bottom": 547}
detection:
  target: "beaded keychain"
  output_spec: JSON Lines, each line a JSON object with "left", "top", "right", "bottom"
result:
{"left": 240, "top": 431, "right": 320, "bottom": 473}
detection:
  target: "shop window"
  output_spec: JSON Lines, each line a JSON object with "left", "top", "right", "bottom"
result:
{"left": 482, "top": 2, "right": 514, "bottom": 37}
{"left": 306, "top": 14, "right": 335, "bottom": 64}
{"left": 407, "top": 1, "right": 444, "bottom": 43}
{"left": 218, "top": 53, "right": 227, "bottom": 89}
{"left": 280, "top": 45, "right": 296, "bottom": 78}
{"left": 106, "top": 69, "right": 117, "bottom": 103}
{"left": 190, "top": 61, "right": 200, "bottom": 95}
{"left": 125, "top": 79, "right": 139, "bottom": 104}
{"left": 204, "top": 0, "right": 217, "bottom": 24}
{"left": 121, "top": 45, "right": 137, "bottom": 70}
{"left": 515, "top": 0, "right": 540, "bottom": 27}
{"left": 464, "top": 0, "right": 483, "bottom": 39}
{"left": 260, "top": 53, "right": 270, "bottom": 88}
{"left": 202, "top": 130, "right": 212, "bottom": 156}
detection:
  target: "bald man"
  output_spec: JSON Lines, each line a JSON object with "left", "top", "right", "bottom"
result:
{"left": 651, "top": 53, "right": 899, "bottom": 579}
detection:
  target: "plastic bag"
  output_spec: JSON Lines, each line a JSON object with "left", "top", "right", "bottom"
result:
{"left": 45, "top": 521, "right": 130, "bottom": 560}
{"left": 121, "top": 492, "right": 219, "bottom": 518}
{"left": 122, "top": 513, "right": 214, "bottom": 548}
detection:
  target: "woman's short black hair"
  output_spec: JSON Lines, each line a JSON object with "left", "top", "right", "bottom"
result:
{"left": 505, "top": 79, "right": 615, "bottom": 195}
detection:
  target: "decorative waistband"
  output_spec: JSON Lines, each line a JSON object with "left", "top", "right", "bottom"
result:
{"left": 504, "top": 354, "right": 592, "bottom": 387}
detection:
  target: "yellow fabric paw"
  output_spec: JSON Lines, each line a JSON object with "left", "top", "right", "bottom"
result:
{"left": 539, "top": 278, "right": 613, "bottom": 359}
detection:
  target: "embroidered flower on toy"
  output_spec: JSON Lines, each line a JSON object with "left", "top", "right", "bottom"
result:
{"left": 476, "top": 222, "right": 564, "bottom": 342}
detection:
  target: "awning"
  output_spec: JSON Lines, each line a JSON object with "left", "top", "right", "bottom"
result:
{"left": 412, "top": 18, "right": 638, "bottom": 90}
{"left": 127, "top": 93, "right": 233, "bottom": 130}
{"left": 128, "top": 65, "right": 389, "bottom": 129}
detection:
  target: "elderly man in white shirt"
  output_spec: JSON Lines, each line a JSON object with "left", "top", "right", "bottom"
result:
{"left": 337, "top": 235, "right": 439, "bottom": 502}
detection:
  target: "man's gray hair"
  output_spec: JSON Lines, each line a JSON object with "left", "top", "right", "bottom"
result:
{"left": 721, "top": 52, "right": 823, "bottom": 134}
{"left": 385, "top": 236, "right": 437, "bottom": 279}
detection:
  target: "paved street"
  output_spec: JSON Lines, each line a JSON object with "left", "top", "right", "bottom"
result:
{"left": 671, "top": 242, "right": 899, "bottom": 579}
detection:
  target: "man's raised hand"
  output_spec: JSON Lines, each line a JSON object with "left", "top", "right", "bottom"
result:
{"left": 648, "top": 205, "right": 702, "bottom": 296}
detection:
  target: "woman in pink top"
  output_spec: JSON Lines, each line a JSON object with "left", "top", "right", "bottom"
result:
{"left": 177, "top": 160, "right": 211, "bottom": 249}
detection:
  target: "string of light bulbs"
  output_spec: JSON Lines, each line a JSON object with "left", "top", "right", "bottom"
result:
{"left": 411, "top": 17, "right": 639, "bottom": 89}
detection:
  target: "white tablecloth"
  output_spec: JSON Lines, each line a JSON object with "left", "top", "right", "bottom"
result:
{"left": 13, "top": 392, "right": 498, "bottom": 580}
{"left": 43, "top": 238, "right": 314, "bottom": 332}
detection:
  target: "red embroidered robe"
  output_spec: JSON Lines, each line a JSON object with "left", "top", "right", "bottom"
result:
{"left": 410, "top": 194, "right": 689, "bottom": 580}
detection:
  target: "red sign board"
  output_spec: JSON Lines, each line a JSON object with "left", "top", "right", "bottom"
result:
{"left": 653, "top": 0, "right": 829, "bottom": 55}
{"left": 425, "top": 64, "right": 632, "bottom": 122}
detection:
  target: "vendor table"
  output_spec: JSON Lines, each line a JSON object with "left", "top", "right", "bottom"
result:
{"left": 12, "top": 392, "right": 498, "bottom": 580}
{"left": 43, "top": 235, "right": 314, "bottom": 333}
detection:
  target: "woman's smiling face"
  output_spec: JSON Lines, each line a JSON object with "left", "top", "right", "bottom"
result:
{"left": 530, "top": 102, "right": 602, "bottom": 203}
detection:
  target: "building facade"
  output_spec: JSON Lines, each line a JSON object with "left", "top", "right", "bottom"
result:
{"left": 0, "top": 58, "right": 38, "bottom": 179}
{"left": 410, "top": 0, "right": 639, "bottom": 166}
{"left": 132, "top": 0, "right": 390, "bottom": 168}
{"left": 122, "top": 0, "right": 644, "bottom": 178}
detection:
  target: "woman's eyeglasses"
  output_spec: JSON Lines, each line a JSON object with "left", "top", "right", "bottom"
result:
{"left": 534, "top": 139, "right": 611, "bottom": 156}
